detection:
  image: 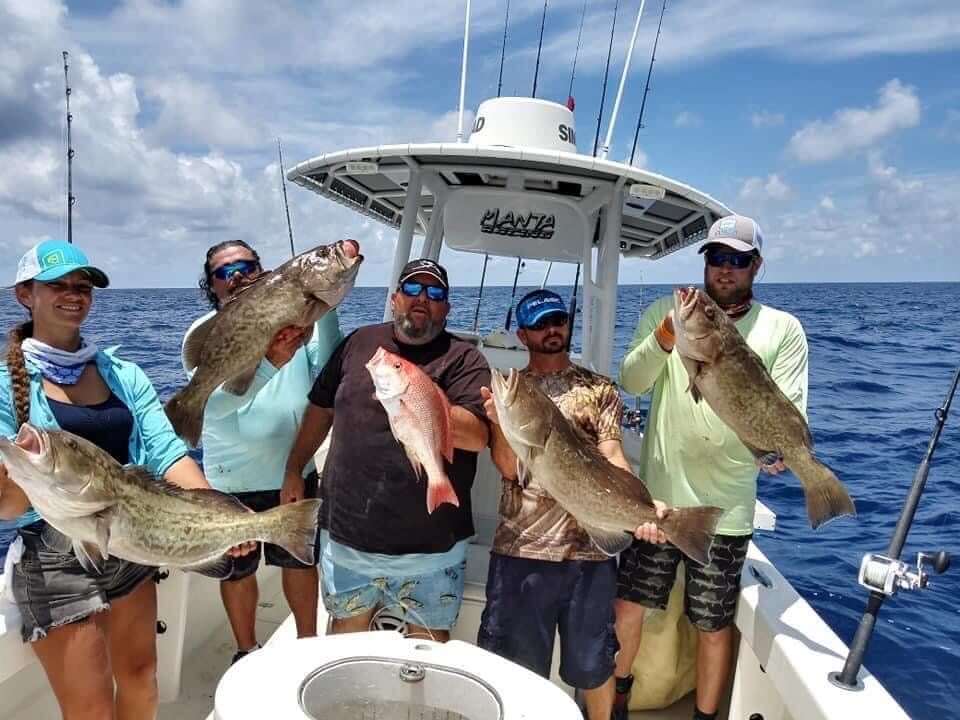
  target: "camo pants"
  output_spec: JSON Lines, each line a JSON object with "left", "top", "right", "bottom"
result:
{"left": 616, "top": 534, "right": 751, "bottom": 632}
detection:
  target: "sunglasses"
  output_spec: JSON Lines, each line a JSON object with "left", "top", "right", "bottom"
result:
{"left": 524, "top": 312, "right": 570, "bottom": 331}
{"left": 212, "top": 259, "right": 261, "bottom": 281}
{"left": 400, "top": 281, "right": 448, "bottom": 302}
{"left": 705, "top": 250, "right": 756, "bottom": 269}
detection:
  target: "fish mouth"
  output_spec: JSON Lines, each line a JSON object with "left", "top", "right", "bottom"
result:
{"left": 334, "top": 239, "right": 364, "bottom": 270}
{"left": 674, "top": 286, "right": 699, "bottom": 321}
{"left": 14, "top": 423, "right": 46, "bottom": 457}
{"left": 490, "top": 368, "right": 519, "bottom": 407}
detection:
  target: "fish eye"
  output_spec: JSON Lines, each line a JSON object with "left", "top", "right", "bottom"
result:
{"left": 393, "top": 362, "right": 401, "bottom": 369}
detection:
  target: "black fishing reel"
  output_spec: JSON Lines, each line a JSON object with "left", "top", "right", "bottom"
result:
{"left": 857, "top": 550, "right": 951, "bottom": 596}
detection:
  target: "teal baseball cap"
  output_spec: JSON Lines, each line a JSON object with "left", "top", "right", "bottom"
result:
{"left": 15, "top": 240, "right": 110, "bottom": 288}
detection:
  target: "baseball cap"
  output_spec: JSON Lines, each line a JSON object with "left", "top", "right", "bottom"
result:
{"left": 398, "top": 258, "right": 449, "bottom": 289}
{"left": 15, "top": 240, "right": 110, "bottom": 287}
{"left": 516, "top": 289, "right": 568, "bottom": 330}
{"left": 699, "top": 215, "right": 764, "bottom": 255}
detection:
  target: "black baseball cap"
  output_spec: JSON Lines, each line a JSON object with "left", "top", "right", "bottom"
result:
{"left": 398, "top": 258, "right": 449, "bottom": 289}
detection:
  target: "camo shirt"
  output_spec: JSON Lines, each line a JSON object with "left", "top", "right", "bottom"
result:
{"left": 491, "top": 364, "right": 624, "bottom": 562}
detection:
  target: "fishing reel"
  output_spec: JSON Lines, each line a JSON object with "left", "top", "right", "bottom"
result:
{"left": 857, "top": 551, "right": 950, "bottom": 596}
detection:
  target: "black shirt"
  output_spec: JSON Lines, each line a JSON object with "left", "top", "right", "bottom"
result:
{"left": 47, "top": 392, "right": 134, "bottom": 465}
{"left": 309, "top": 323, "right": 491, "bottom": 554}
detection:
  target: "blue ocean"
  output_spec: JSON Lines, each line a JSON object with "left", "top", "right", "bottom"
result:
{"left": 1, "top": 282, "right": 957, "bottom": 719}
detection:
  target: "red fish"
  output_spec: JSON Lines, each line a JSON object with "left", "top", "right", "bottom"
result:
{"left": 365, "top": 347, "right": 458, "bottom": 513}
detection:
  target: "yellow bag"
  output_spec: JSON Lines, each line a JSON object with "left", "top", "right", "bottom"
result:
{"left": 629, "top": 563, "right": 698, "bottom": 710}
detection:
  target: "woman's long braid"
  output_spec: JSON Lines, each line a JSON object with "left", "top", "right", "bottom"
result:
{"left": 5, "top": 321, "right": 33, "bottom": 430}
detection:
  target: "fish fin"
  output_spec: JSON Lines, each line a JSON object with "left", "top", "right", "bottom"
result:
{"left": 164, "top": 388, "right": 204, "bottom": 447}
{"left": 680, "top": 356, "right": 703, "bottom": 403}
{"left": 580, "top": 523, "right": 634, "bottom": 556}
{"left": 181, "top": 554, "right": 233, "bottom": 578}
{"left": 787, "top": 452, "right": 857, "bottom": 530}
{"left": 426, "top": 473, "right": 459, "bottom": 514}
{"left": 182, "top": 313, "right": 217, "bottom": 372}
{"left": 222, "top": 365, "right": 258, "bottom": 396}
{"left": 73, "top": 539, "right": 108, "bottom": 574}
{"left": 658, "top": 505, "right": 724, "bottom": 565}
{"left": 516, "top": 459, "right": 531, "bottom": 489}
{"left": 256, "top": 499, "right": 322, "bottom": 565}
{"left": 435, "top": 386, "right": 455, "bottom": 464}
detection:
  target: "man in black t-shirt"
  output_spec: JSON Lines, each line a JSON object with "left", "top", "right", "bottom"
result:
{"left": 283, "top": 258, "right": 490, "bottom": 641}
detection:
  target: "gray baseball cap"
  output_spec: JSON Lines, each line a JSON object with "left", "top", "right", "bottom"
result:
{"left": 699, "top": 214, "right": 764, "bottom": 255}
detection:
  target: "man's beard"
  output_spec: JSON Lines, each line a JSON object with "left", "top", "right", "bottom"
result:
{"left": 394, "top": 310, "right": 443, "bottom": 345}
{"left": 705, "top": 277, "right": 752, "bottom": 308}
{"left": 528, "top": 333, "right": 567, "bottom": 354}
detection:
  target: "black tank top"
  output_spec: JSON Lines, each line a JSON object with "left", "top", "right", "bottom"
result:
{"left": 47, "top": 392, "right": 134, "bottom": 465}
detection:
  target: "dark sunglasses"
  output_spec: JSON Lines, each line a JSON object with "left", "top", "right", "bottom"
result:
{"left": 705, "top": 250, "right": 756, "bottom": 269}
{"left": 212, "top": 259, "right": 261, "bottom": 281}
{"left": 524, "top": 312, "right": 570, "bottom": 331}
{"left": 400, "top": 281, "right": 448, "bottom": 302}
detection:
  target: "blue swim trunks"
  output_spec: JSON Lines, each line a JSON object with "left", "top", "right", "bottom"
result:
{"left": 319, "top": 531, "right": 468, "bottom": 632}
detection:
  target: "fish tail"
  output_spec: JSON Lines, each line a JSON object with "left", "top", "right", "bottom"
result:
{"left": 164, "top": 388, "right": 204, "bottom": 448}
{"left": 789, "top": 452, "right": 856, "bottom": 530}
{"left": 426, "top": 471, "right": 459, "bottom": 515}
{"left": 659, "top": 505, "right": 724, "bottom": 565}
{"left": 258, "top": 499, "right": 322, "bottom": 565}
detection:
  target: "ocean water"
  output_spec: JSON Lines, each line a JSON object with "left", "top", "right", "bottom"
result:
{"left": 1, "top": 281, "right": 958, "bottom": 719}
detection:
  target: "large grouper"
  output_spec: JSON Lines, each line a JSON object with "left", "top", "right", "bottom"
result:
{"left": 166, "top": 238, "right": 363, "bottom": 446}
{"left": 671, "top": 285, "right": 856, "bottom": 529}
{"left": 490, "top": 369, "right": 723, "bottom": 564}
{"left": 0, "top": 424, "right": 321, "bottom": 575}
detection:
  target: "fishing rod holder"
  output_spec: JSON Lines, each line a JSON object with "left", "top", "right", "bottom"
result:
{"left": 857, "top": 551, "right": 950, "bottom": 596}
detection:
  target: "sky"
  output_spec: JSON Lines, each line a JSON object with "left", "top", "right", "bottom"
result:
{"left": 1, "top": 0, "right": 958, "bottom": 289}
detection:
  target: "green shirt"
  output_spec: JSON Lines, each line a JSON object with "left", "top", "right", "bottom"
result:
{"left": 620, "top": 295, "right": 808, "bottom": 535}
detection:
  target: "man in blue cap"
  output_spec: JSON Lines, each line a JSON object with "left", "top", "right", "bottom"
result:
{"left": 478, "top": 288, "right": 664, "bottom": 720}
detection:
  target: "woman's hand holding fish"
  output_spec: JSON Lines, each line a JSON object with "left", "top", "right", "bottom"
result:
{"left": 633, "top": 500, "right": 669, "bottom": 544}
{"left": 0, "top": 460, "right": 30, "bottom": 519}
{"left": 265, "top": 326, "right": 309, "bottom": 369}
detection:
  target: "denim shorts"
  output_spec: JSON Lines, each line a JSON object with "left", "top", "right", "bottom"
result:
{"left": 320, "top": 552, "right": 467, "bottom": 632}
{"left": 217, "top": 472, "right": 319, "bottom": 581}
{"left": 11, "top": 521, "right": 155, "bottom": 642}
{"left": 477, "top": 553, "right": 619, "bottom": 690}
{"left": 617, "top": 534, "right": 751, "bottom": 632}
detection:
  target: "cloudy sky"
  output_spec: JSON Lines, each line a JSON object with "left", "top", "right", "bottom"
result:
{"left": 1, "top": 0, "right": 958, "bottom": 288}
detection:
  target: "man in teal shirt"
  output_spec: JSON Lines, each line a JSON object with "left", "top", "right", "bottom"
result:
{"left": 612, "top": 216, "right": 808, "bottom": 720}
{"left": 183, "top": 240, "right": 342, "bottom": 664}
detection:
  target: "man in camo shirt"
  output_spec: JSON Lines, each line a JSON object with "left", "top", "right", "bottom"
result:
{"left": 478, "top": 289, "right": 664, "bottom": 720}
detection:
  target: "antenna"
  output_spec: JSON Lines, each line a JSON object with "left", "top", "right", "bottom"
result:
{"left": 456, "top": 0, "right": 472, "bottom": 142}
{"left": 600, "top": 0, "right": 648, "bottom": 160}
{"left": 277, "top": 138, "right": 296, "bottom": 258}
{"left": 630, "top": 0, "right": 666, "bottom": 165}
{"left": 531, "top": 0, "right": 548, "bottom": 97}
{"left": 593, "top": 0, "right": 620, "bottom": 156}
{"left": 62, "top": 51, "right": 75, "bottom": 244}
{"left": 496, "top": 0, "right": 511, "bottom": 97}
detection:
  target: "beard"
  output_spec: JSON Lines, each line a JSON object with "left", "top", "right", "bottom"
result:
{"left": 527, "top": 332, "right": 568, "bottom": 354}
{"left": 394, "top": 310, "right": 444, "bottom": 345}
{"left": 705, "top": 276, "right": 753, "bottom": 307}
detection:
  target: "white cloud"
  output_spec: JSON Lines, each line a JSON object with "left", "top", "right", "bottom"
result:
{"left": 819, "top": 196, "right": 835, "bottom": 210}
{"left": 739, "top": 174, "right": 791, "bottom": 201}
{"left": 674, "top": 111, "right": 702, "bottom": 128}
{"left": 751, "top": 111, "right": 785, "bottom": 128}
{"left": 787, "top": 79, "right": 920, "bottom": 164}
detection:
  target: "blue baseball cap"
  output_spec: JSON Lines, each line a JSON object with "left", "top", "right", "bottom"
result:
{"left": 516, "top": 289, "right": 568, "bottom": 329}
{"left": 14, "top": 240, "right": 109, "bottom": 288}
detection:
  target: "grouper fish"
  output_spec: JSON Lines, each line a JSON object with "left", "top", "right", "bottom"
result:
{"left": 671, "top": 286, "right": 856, "bottom": 529}
{"left": 490, "top": 369, "right": 723, "bottom": 564}
{"left": 165, "top": 239, "right": 363, "bottom": 447}
{"left": 0, "top": 424, "right": 321, "bottom": 575}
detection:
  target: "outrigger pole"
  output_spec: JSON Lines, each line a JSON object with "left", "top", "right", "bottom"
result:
{"left": 599, "top": 0, "right": 648, "bottom": 160}
{"left": 62, "top": 51, "right": 75, "bottom": 244}
{"left": 456, "top": 0, "right": 472, "bottom": 142}
{"left": 830, "top": 367, "right": 958, "bottom": 689}
{"left": 277, "top": 139, "right": 296, "bottom": 258}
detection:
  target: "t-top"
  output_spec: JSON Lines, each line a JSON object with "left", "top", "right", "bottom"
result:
{"left": 309, "top": 322, "right": 491, "bottom": 555}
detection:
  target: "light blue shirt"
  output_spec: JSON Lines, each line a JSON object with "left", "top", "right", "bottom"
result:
{"left": 0, "top": 348, "right": 191, "bottom": 528}
{"left": 183, "top": 310, "right": 343, "bottom": 494}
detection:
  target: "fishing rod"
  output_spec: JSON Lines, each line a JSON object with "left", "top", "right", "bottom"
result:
{"left": 276, "top": 139, "right": 296, "bottom": 258}
{"left": 593, "top": 0, "right": 620, "bottom": 156}
{"left": 567, "top": 0, "right": 588, "bottom": 105}
{"left": 503, "top": 258, "right": 524, "bottom": 331}
{"left": 600, "top": 0, "right": 648, "bottom": 160}
{"left": 630, "top": 0, "right": 666, "bottom": 165}
{"left": 472, "top": 0, "right": 511, "bottom": 332}
{"left": 830, "top": 367, "right": 958, "bottom": 690}
{"left": 62, "top": 51, "right": 75, "bottom": 244}
{"left": 531, "top": 0, "right": 548, "bottom": 97}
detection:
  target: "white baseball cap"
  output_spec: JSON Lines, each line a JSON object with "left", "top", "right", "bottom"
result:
{"left": 699, "top": 215, "right": 764, "bottom": 255}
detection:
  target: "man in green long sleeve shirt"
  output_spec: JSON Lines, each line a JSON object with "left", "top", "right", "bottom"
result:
{"left": 611, "top": 215, "right": 809, "bottom": 720}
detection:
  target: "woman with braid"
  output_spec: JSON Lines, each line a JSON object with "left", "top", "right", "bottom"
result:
{"left": 0, "top": 241, "right": 245, "bottom": 720}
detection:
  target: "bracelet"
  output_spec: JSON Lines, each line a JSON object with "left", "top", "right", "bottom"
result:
{"left": 654, "top": 320, "right": 674, "bottom": 350}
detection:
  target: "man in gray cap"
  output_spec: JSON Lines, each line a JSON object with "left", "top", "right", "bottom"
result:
{"left": 611, "top": 215, "right": 809, "bottom": 720}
